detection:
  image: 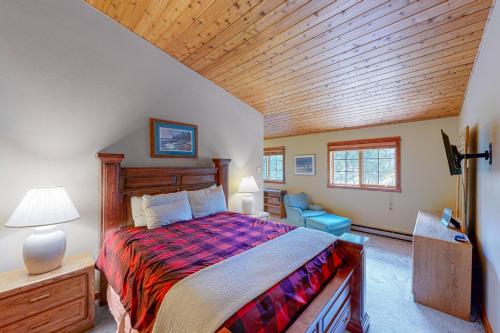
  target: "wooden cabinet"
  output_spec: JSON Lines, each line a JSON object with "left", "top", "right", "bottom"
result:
{"left": 0, "top": 254, "right": 95, "bottom": 333}
{"left": 264, "top": 189, "right": 287, "bottom": 218}
{"left": 412, "top": 211, "right": 472, "bottom": 321}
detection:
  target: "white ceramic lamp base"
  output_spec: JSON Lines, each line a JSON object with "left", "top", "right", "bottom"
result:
{"left": 23, "top": 225, "right": 67, "bottom": 275}
{"left": 241, "top": 194, "right": 255, "bottom": 215}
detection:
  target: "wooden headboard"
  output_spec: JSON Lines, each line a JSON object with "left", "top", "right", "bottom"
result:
{"left": 96, "top": 152, "right": 230, "bottom": 304}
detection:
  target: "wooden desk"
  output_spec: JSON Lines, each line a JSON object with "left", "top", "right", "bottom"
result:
{"left": 412, "top": 210, "right": 472, "bottom": 320}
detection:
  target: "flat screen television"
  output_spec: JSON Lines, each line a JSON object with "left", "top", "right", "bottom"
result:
{"left": 441, "top": 130, "right": 462, "bottom": 175}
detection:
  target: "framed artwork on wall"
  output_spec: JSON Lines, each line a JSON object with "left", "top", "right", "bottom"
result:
{"left": 150, "top": 118, "right": 198, "bottom": 158}
{"left": 295, "top": 154, "right": 315, "bottom": 176}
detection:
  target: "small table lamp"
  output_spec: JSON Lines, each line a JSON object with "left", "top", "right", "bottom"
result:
{"left": 5, "top": 187, "right": 80, "bottom": 275}
{"left": 238, "top": 176, "right": 260, "bottom": 214}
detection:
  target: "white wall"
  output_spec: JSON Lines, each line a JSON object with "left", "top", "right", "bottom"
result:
{"left": 459, "top": 1, "right": 500, "bottom": 331}
{"left": 265, "top": 118, "right": 458, "bottom": 235}
{"left": 0, "top": 0, "right": 263, "bottom": 272}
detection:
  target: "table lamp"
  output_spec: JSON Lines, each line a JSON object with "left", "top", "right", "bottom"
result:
{"left": 5, "top": 187, "right": 80, "bottom": 275}
{"left": 238, "top": 176, "right": 260, "bottom": 214}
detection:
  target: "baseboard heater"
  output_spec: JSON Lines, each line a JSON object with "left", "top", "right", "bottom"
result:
{"left": 351, "top": 224, "right": 413, "bottom": 242}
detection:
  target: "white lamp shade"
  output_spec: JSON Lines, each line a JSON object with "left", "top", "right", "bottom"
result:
{"left": 6, "top": 187, "right": 80, "bottom": 228}
{"left": 238, "top": 176, "right": 259, "bottom": 193}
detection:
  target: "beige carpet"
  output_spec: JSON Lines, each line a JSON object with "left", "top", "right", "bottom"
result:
{"left": 87, "top": 232, "right": 485, "bottom": 333}
{"left": 361, "top": 233, "right": 484, "bottom": 333}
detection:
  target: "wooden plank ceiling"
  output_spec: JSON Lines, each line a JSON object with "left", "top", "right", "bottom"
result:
{"left": 86, "top": 0, "right": 492, "bottom": 138}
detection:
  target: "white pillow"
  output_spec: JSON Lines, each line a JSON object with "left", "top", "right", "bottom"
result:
{"left": 187, "top": 185, "right": 227, "bottom": 218}
{"left": 142, "top": 191, "right": 193, "bottom": 229}
{"left": 130, "top": 196, "right": 147, "bottom": 227}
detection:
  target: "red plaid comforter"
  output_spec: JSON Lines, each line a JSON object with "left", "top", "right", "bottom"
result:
{"left": 96, "top": 212, "right": 342, "bottom": 333}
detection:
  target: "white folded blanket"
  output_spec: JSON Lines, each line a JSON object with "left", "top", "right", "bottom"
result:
{"left": 152, "top": 227, "right": 338, "bottom": 333}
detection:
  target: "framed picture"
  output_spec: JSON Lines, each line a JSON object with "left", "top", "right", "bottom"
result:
{"left": 150, "top": 118, "right": 198, "bottom": 158}
{"left": 295, "top": 154, "right": 315, "bottom": 176}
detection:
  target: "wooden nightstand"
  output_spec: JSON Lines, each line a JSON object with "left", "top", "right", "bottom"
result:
{"left": 0, "top": 253, "right": 95, "bottom": 333}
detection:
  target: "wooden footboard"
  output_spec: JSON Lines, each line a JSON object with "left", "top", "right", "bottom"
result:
{"left": 287, "top": 234, "right": 370, "bottom": 333}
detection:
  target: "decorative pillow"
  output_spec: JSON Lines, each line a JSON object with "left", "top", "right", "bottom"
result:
{"left": 187, "top": 185, "right": 227, "bottom": 218}
{"left": 286, "top": 192, "right": 309, "bottom": 210}
{"left": 142, "top": 191, "right": 193, "bottom": 229}
{"left": 130, "top": 196, "right": 147, "bottom": 227}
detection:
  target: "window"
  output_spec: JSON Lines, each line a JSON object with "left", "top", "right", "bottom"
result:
{"left": 263, "top": 146, "right": 285, "bottom": 183}
{"left": 328, "top": 137, "right": 401, "bottom": 192}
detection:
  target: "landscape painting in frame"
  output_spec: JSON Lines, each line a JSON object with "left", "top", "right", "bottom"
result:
{"left": 295, "top": 155, "right": 315, "bottom": 176}
{"left": 150, "top": 118, "right": 198, "bottom": 158}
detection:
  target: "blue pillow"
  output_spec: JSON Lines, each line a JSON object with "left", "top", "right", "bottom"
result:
{"left": 285, "top": 192, "right": 309, "bottom": 210}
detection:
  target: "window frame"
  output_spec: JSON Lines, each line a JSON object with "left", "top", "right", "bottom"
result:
{"left": 263, "top": 146, "right": 285, "bottom": 184}
{"left": 327, "top": 137, "right": 401, "bottom": 192}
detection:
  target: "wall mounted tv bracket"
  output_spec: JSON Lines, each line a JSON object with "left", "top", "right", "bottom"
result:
{"left": 457, "top": 143, "right": 493, "bottom": 165}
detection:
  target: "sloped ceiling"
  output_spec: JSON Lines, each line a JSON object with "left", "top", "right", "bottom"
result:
{"left": 85, "top": 0, "right": 493, "bottom": 138}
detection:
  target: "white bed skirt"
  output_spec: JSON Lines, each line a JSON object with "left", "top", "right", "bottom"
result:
{"left": 107, "top": 285, "right": 139, "bottom": 333}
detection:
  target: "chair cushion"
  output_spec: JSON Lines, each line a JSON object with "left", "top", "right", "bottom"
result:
{"left": 302, "top": 210, "right": 326, "bottom": 218}
{"left": 285, "top": 192, "right": 309, "bottom": 210}
{"left": 308, "top": 204, "right": 324, "bottom": 211}
{"left": 306, "top": 214, "right": 352, "bottom": 236}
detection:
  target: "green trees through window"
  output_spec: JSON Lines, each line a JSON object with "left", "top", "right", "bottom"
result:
{"left": 263, "top": 147, "right": 285, "bottom": 183}
{"left": 328, "top": 137, "right": 400, "bottom": 192}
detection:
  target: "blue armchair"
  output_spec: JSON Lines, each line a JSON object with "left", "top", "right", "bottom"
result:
{"left": 283, "top": 192, "right": 326, "bottom": 227}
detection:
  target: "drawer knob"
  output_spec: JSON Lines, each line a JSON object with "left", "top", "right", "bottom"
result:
{"left": 29, "top": 293, "right": 51, "bottom": 303}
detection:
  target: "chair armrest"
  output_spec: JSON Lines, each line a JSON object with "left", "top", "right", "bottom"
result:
{"left": 308, "top": 204, "right": 324, "bottom": 211}
{"left": 286, "top": 206, "right": 303, "bottom": 216}
{"left": 285, "top": 206, "right": 305, "bottom": 226}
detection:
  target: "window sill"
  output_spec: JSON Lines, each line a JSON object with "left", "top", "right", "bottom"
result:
{"left": 327, "top": 184, "right": 401, "bottom": 192}
{"left": 264, "top": 180, "right": 286, "bottom": 184}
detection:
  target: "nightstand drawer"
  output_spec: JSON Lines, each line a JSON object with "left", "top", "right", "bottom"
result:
{"left": 0, "top": 274, "right": 86, "bottom": 326}
{"left": 0, "top": 297, "right": 87, "bottom": 333}
{"left": 265, "top": 197, "right": 281, "bottom": 205}
{"left": 265, "top": 204, "right": 281, "bottom": 215}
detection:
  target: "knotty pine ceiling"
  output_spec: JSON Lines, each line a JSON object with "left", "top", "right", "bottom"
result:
{"left": 86, "top": 0, "right": 493, "bottom": 138}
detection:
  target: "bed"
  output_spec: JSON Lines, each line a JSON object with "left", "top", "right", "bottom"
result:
{"left": 96, "top": 153, "right": 370, "bottom": 333}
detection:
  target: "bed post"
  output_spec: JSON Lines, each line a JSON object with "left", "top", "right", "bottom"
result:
{"left": 213, "top": 158, "right": 231, "bottom": 205}
{"left": 338, "top": 234, "right": 370, "bottom": 333}
{"left": 97, "top": 152, "right": 124, "bottom": 306}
